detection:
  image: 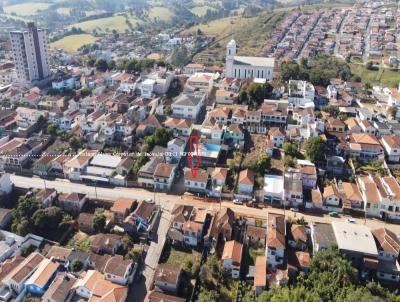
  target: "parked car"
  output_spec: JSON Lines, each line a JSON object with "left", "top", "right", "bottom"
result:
{"left": 290, "top": 207, "right": 299, "bottom": 212}
{"left": 328, "top": 211, "right": 339, "bottom": 217}
{"left": 346, "top": 218, "right": 356, "bottom": 224}
{"left": 144, "top": 198, "right": 154, "bottom": 204}
{"left": 233, "top": 199, "right": 243, "bottom": 205}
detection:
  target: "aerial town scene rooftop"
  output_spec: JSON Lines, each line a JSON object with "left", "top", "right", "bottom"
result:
{"left": 0, "top": 0, "right": 400, "bottom": 301}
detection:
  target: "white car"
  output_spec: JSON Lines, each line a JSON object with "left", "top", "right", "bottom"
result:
{"left": 144, "top": 198, "right": 154, "bottom": 204}
{"left": 346, "top": 218, "right": 356, "bottom": 224}
{"left": 290, "top": 207, "right": 299, "bottom": 212}
{"left": 233, "top": 199, "right": 243, "bottom": 205}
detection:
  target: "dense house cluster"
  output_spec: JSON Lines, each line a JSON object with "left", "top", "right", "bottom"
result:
{"left": 262, "top": 3, "right": 399, "bottom": 65}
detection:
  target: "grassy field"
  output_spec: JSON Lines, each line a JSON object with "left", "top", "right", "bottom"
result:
{"left": 148, "top": 7, "right": 174, "bottom": 22}
{"left": 147, "top": 53, "right": 163, "bottom": 60}
{"left": 4, "top": 2, "right": 51, "bottom": 16}
{"left": 186, "top": 12, "right": 286, "bottom": 64}
{"left": 190, "top": 6, "right": 216, "bottom": 17}
{"left": 69, "top": 15, "right": 139, "bottom": 33}
{"left": 56, "top": 7, "right": 71, "bottom": 15}
{"left": 50, "top": 34, "right": 97, "bottom": 52}
{"left": 159, "top": 245, "right": 201, "bottom": 267}
{"left": 350, "top": 63, "right": 400, "bottom": 87}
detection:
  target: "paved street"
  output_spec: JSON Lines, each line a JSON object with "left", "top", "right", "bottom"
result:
{"left": 11, "top": 175, "right": 400, "bottom": 234}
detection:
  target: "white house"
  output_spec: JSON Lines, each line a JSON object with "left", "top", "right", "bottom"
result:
{"left": 288, "top": 80, "right": 315, "bottom": 108}
{"left": 381, "top": 135, "right": 400, "bottom": 162}
{"left": 323, "top": 184, "right": 341, "bottom": 207}
{"left": 226, "top": 40, "right": 275, "bottom": 80}
{"left": 140, "top": 79, "right": 155, "bottom": 98}
{"left": 184, "top": 169, "right": 208, "bottom": 193}
{"left": 167, "top": 137, "right": 186, "bottom": 163}
{"left": 266, "top": 213, "right": 285, "bottom": 270}
{"left": 104, "top": 256, "right": 134, "bottom": 285}
{"left": 153, "top": 163, "right": 176, "bottom": 191}
{"left": 238, "top": 169, "right": 254, "bottom": 195}
{"left": 222, "top": 240, "right": 243, "bottom": 278}
{"left": 0, "top": 173, "right": 12, "bottom": 194}
{"left": 263, "top": 175, "right": 284, "bottom": 204}
{"left": 171, "top": 93, "right": 205, "bottom": 120}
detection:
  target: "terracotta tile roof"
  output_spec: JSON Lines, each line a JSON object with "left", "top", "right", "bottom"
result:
{"left": 323, "top": 184, "right": 339, "bottom": 198}
{"left": 208, "top": 167, "right": 228, "bottom": 181}
{"left": 154, "top": 264, "right": 182, "bottom": 286}
{"left": 311, "top": 189, "right": 323, "bottom": 206}
{"left": 184, "top": 169, "right": 208, "bottom": 182}
{"left": 382, "top": 135, "right": 400, "bottom": 149}
{"left": 103, "top": 256, "right": 131, "bottom": 278}
{"left": 25, "top": 258, "right": 59, "bottom": 289}
{"left": 246, "top": 225, "right": 266, "bottom": 240}
{"left": 171, "top": 205, "right": 194, "bottom": 223}
{"left": 351, "top": 133, "right": 380, "bottom": 145}
{"left": 359, "top": 176, "right": 381, "bottom": 204}
{"left": 182, "top": 221, "right": 203, "bottom": 233}
{"left": 345, "top": 118, "right": 359, "bottom": 129}
{"left": 0, "top": 256, "right": 24, "bottom": 281}
{"left": 64, "top": 149, "right": 97, "bottom": 169}
{"left": 154, "top": 163, "right": 176, "bottom": 178}
{"left": 4, "top": 252, "right": 44, "bottom": 284}
{"left": 267, "top": 213, "right": 285, "bottom": 249}
{"left": 147, "top": 291, "right": 186, "bottom": 302}
{"left": 372, "top": 228, "right": 400, "bottom": 255}
{"left": 46, "top": 246, "right": 72, "bottom": 262}
{"left": 36, "top": 188, "right": 56, "bottom": 202}
{"left": 208, "top": 107, "right": 230, "bottom": 118}
{"left": 90, "top": 234, "right": 121, "bottom": 251}
{"left": 222, "top": 240, "right": 243, "bottom": 264}
{"left": 382, "top": 176, "right": 400, "bottom": 199}
{"left": 110, "top": 198, "right": 136, "bottom": 214}
{"left": 253, "top": 256, "right": 266, "bottom": 287}
{"left": 327, "top": 117, "right": 345, "bottom": 127}
{"left": 238, "top": 169, "right": 254, "bottom": 185}
{"left": 87, "top": 253, "right": 111, "bottom": 273}
{"left": 269, "top": 127, "right": 285, "bottom": 137}
{"left": 42, "top": 273, "right": 77, "bottom": 302}
{"left": 290, "top": 224, "right": 307, "bottom": 243}
{"left": 341, "top": 182, "right": 362, "bottom": 201}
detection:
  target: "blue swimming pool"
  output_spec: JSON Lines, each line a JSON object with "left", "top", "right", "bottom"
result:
{"left": 203, "top": 143, "right": 221, "bottom": 151}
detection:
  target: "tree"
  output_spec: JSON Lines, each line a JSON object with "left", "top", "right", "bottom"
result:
{"left": 322, "top": 105, "right": 340, "bottom": 118}
{"left": 283, "top": 155, "right": 297, "bottom": 168}
{"left": 47, "top": 123, "right": 58, "bottom": 136}
{"left": 107, "top": 60, "right": 116, "bottom": 70}
{"left": 170, "top": 46, "right": 190, "bottom": 67}
{"left": 80, "top": 87, "right": 92, "bottom": 97}
{"left": 95, "top": 59, "right": 108, "bottom": 72}
{"left": 282, "top": 142, "right": 299, "bottom": 158}
{"left": 305, "top": 136, "right": 326, "bottom": 164}
{"left": 71, "top": 259, "right": 83, "bottom": 272}
{"left": 238, "top": 90, "right": 249, "bottom": 104}
{"left": 69, "top": 136, "right": 82, "bottom": 152}
{"left": 86, "top": 58, "right": 96, "bottom": 67}
{"left": 388, "top": 106, "right": 397, "bottom": 119}
{"left": 92, "top": 214, "right": 106, "bottom": 233}
{"left": 256, "top": 154, "right": 271, "bottom": 174}
{"left": 366, "top": 61, "right": 374, "bottom": 70}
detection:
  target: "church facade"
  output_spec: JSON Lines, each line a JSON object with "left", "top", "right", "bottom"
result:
{"left": 225, "top": 39, "right": 275, "bottom": 80}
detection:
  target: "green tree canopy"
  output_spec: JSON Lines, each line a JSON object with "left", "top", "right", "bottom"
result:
{"left": 305, "top": 136, "right": 326, "bottom": 164}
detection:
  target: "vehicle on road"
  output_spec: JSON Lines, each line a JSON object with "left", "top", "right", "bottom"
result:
{"left": 346, "top": 218, "right": 356, "bottom": 223}
{"left": 290, "top": 207, "right": 299, "bottom": 212}
{"left": 144, "top": 198, "right": 154, "bottom": 204}
{"left": 233, "top": 199, "right": 243, "bottom": 205}
{"left": 328, "top": 211, "right": 339, "bottom": 217}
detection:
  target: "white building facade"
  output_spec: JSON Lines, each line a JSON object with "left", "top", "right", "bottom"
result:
{"left": 225, "top": 40, "right": 275, "bottom": 80}
{"left": 10, "top": 22, "right": 51, "bottom": 87}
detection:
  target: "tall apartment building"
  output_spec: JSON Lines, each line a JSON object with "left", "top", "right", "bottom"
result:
{"left": 10, "top": 22, "right": 51, "bottom": 87}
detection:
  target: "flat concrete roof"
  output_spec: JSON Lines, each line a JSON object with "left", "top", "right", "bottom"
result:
{"left": 332, "top": 222, "right": 378, "bottom": 257}
{"left": 263, "top": 175, "right": 284, "bottom": 195}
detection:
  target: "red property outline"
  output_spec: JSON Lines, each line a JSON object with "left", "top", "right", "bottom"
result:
{"left": 187, "top": 134, "right": 202, "bottom": 177}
